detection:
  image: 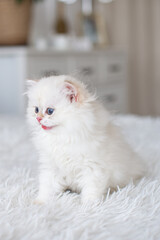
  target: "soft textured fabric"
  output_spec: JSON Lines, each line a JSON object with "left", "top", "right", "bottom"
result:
{"left": 0, "top": 115, "right": 160, "bottom": 240}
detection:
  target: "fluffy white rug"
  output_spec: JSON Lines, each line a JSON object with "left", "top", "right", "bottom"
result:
{"left": 0, "top": 115, "right": 160, "bottom": 240}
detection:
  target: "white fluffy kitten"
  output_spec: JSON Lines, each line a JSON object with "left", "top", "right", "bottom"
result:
{"left": 27, "top": 75, "right": 145, "bottom": 204}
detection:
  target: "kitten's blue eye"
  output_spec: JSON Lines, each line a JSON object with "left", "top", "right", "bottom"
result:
{"left": 35, "top": 107, "right": 39, "bottom": 113}
{"left": 46, "top": 108, "right": 54, "bottom": 115}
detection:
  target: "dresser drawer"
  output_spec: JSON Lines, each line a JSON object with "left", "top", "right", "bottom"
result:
{"left": 96, "top": 84, "right": 127, "bottom": 113}
{"left": 100, "top": 76, "right": 125, "bottom": 85}
{"left": 27, "top": 56, "right": 68, "bottom": 79}
{"left": 69, "top": 56, "right": 99, "bottom": 82}
{"left": 100, "top": 56, "right": 126, "bottom": 79}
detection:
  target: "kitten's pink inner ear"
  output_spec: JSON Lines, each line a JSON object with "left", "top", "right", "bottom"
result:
{"left": 64, "top": 82, "right": 78, "bottom": 103}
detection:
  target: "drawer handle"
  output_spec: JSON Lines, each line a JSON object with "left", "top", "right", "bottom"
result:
{"left": 104, "top": 94, "right": 117, "bottom": 103}
{"left": 42, "top": 70, "right": 60, "bottom": 77}
{"left": 80, "top": 67, "right": 93, "bottom": 75}
{"left": 108, "top": 64, "right": 121, "bottom": 73}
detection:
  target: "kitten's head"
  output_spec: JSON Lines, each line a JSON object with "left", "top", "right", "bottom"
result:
{"left": 27, "top": 75, "right": 95, "bottom": 133}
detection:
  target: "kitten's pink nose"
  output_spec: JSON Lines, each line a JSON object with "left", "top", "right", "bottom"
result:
{"left": 37, "top": 117, "right": 42, "bottom": 123}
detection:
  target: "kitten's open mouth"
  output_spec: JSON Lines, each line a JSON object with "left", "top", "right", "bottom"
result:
{"left": 40, "top": 124, "right": 57, "bottom": 130}
{"left": 41, "top": 125, "right": 54, "bottom": 130}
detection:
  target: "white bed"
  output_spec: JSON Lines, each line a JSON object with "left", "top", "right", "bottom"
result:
{"left": 0, "top": 115, "right": 160, "bottom": 240}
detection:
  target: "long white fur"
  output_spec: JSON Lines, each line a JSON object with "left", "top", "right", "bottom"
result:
{"left": 27, "top": 75, "right": 145, "bottom": 204}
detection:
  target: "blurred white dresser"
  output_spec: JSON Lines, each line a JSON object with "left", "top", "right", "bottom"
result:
{"left": 0, "top": 48, "right": 26, "bottom": 115}
{"left": 0, "top": 47, "right": 128, "bottom": 115}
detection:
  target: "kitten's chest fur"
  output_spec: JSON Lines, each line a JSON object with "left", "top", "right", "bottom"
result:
{"left": 39, "top": 131, "right": 97, "bottom": 160}
{"left": 37, "top": 133, "right": 93, "bottom": 187}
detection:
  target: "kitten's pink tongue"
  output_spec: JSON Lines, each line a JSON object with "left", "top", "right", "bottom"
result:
{"left": 41, "top": 125, "right": 53, "bottom": 130}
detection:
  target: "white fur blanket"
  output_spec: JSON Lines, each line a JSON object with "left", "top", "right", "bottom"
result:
{"left": 0, "top": 115, "right": 160, "bottom": 240}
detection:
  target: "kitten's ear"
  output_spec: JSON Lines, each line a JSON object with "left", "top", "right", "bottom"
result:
{"left": 23, "top": 79, "right": 38, "bottom": 96}
{"left": 26, "top": 79, "right": 38, "bottom": 87}
{"left": 63, "top": 81, "right": 78, "bottom": 103}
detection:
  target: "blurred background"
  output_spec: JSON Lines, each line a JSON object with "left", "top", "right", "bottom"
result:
{"left": 0, "top": 0, "right": 160, "bottom": 116}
